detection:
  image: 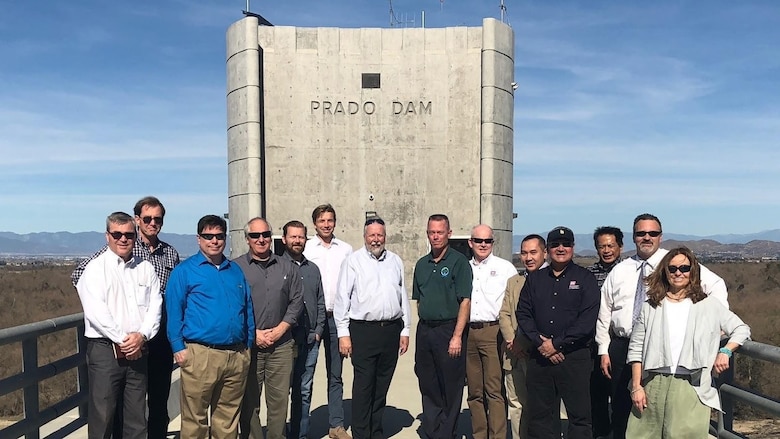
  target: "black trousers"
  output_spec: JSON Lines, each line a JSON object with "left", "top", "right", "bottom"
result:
{"left": 607, "top": 337, "right": 632, "bottom": 439}
{"left": 590, "top": 343, "right": 611, "bottom": 437}
{"left": 86, "top": 339, "right": 148, "bottom": 439}
{"left": 526, "top": 347, "right": 593, "bottom": 439}
{"left": 146, "top": 314, "right": 174, "bottom": 439}
{"left": 414, "top": 320, "right": 466, "bottom": 439}
{"left": 350, "top": 319, "right": 402, "bottom": 439}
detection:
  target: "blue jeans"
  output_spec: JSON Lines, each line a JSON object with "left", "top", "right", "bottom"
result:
{"left": 323, "top": 315, "right": 345, "bottom": 428}
{"left": 290, "top": 339, "right": 320, "bottom": 438}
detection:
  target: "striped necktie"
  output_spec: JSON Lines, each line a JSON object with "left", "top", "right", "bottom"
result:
{"left": 632, "top": 261, "right": 648, "bottom": 327}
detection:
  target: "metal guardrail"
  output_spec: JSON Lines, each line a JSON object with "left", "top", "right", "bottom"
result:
{"left": 710, "top": 340, "right": 780, "bottom": 439}
{"left": 0, "top": 313, "right": 88, "bottom": 439}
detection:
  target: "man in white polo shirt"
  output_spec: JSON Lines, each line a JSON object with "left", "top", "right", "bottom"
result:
{"left": 466, "top": 224, "right": 518, "bottom": 439}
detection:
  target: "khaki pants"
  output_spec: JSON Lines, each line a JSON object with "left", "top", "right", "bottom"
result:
{"left": 505, "top": 356, "right": 528, "bottom": 439}
{"left": 240, "top": 340, "right": 296, "bottom": 439}
{"left": 626, "top": 373, "right": 711, "bottom": 439}
{"left": 179, "top": 343, "right": 251, "bottom": 439}
{"left": 466, "top": 324, "right": 506, "bottom": 439}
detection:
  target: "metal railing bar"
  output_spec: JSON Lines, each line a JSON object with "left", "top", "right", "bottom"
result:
{"left": 0, "top": 314, "right": 83, "bottom": 347}
{"left": 0, "top": 353, "right": 83, "bottom": 395}
{"left": 719, "top": 383, "right": 780, "bottom": 417}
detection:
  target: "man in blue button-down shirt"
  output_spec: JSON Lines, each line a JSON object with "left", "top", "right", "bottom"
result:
{"left": 517, "top": 226, "right": 599, "bottom": 439}
{"left": 166, "top": 215, "right": 255, "bottom": 439}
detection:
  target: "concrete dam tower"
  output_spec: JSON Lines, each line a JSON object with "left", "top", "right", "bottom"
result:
{"left": 226, "top": 16, "right": 515, "bottom": 270}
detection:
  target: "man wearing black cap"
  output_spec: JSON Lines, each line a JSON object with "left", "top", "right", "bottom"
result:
{"left": 516, "top": 226, "right": 600, "bottom": 439}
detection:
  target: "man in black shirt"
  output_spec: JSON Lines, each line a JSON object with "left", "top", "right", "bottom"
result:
{"left": 517, "top": 226, "right": 599, "bottom": 439}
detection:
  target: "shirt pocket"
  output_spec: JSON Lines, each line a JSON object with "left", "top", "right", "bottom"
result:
{"left": 136, "top": 285, "right": 151, "bottom": 308}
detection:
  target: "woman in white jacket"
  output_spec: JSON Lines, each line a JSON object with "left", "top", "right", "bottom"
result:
{"left": 626, "top": 247, "right": 750, "bottom": 438}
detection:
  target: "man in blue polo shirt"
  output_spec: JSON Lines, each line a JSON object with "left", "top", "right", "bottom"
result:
{"left": 517, "top": 226, "right": 599, "bottom": 439}
{"left": 166, "top": 215, "right": 255, "bottom": 439}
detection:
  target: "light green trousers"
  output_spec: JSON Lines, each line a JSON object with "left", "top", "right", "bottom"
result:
{"left": 626, "top": 373, "right": 711, "bottom": 439}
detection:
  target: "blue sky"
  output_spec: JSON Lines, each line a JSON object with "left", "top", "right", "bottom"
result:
{"left": 1, "top": 1, "right": 778, "bottom": 237}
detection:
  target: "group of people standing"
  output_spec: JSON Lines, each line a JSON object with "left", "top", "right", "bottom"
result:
{"left": 72, "top": 198, "right": 750, "bottom": 439}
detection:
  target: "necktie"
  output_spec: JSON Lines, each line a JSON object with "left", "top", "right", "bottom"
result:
{"left": 632, "top": 261, "right": 647, "bottom": 327}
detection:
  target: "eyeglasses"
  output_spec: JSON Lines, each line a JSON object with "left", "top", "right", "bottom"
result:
{"left": 548, "top": 241, "right": 573, "bottom": 248}
{"left": 199, "top": 233, "right": 226, "bottom": 241}
{"left": 108, "top": 231, "right": 136, "bottom": 240}
{"left": 668, "top": 265, "right": 692, "bottom": 274}
{"left": 247, "top": 231, "right": 272, "bottom": 239}
{"left": 634, "top": 231, "right": 662, "bottom": 238}
{"left": 471, "top": 238, "right": 494, "bottom": 244}
{"left": 365, "top": 218, "right": 385, "bottom": 226}
{"left": 141, "top": 216, "right": 163, "bottom": 225}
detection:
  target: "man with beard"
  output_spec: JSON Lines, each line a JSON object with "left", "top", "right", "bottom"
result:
{"left": 334, "top": 217, "right": 411, "bottom": 439}
{"left": 283, "top": 220, "right": 326, "bottom": 439}
{"left": 517, "top": 226, "right": 600, "bottom": 439}
{"left": 586, "top": 226, "right": 623, "bottom": 439}
{"left": 595, "top": 214, "right": 728, "bottom": 439}
{"left": 237, "top": 218, "right": 303, "bottom": 439}
{"left": 499, "top": 234, "right": 547, "bottom": 438}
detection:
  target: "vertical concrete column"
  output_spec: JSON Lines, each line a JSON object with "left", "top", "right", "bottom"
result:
{"left": 226, "top": 17, "right": 261, "bottom": 257}
{"left": 480, "top": 18, "right": 515, "bottom": 259}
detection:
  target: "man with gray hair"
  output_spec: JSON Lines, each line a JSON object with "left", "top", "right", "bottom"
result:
{"left": 76, "top": 212, "right": 162, "bottom": 439}
{"left": 237, "top": 217, "right": 304, "bottom": 439}
{"left": 465, "top": 224, "right": 517, "bottom": 439}
{"left": 335, "top": 217, "right": 411, "bottom": 439}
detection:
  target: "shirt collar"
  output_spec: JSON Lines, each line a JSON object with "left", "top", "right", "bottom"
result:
{"left": 247, "top": 252, "right": 278, "bottom": 266}
{"left": 195, "top": 250, "right": 229, "bottom": 268}
{"left": 282, "top": 250, "right": 308, "bottom": 266}
{"left": 470, "top": 253, "right": 493, "bottom": 266}
{"left": 364, "top": 246, "right": 386, "bottom": 261}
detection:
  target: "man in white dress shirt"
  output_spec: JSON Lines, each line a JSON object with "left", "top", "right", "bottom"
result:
{"left": 303, "top": 203, "right": 354, "bottom": 439}
{"left": 76, "top": 212, "right": 162, "bottom": 439}
{"left": 595, "top": 213, "right": 728, "bottom": 439}
{"left": 465, "top": 224, "right": 517, "bottom": 439}
{"left": 334, "top": 217, "right": 411, "bottom": 439}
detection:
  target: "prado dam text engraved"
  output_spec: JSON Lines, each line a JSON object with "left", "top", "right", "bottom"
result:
{"left": 310, "top": 100, "right": 432, "bottom": 116}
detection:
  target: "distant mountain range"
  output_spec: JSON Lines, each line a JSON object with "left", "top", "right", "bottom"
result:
{"left": 0, "top": 232, "right": 201, "bottom": 257}
{"left": 2, "top": 230, "right": 780, "bottom": 259}
{"left": 513, "top": 231, "right": 780, "bottom": 259}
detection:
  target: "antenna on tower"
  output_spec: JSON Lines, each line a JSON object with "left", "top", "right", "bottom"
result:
{"left": 499, "top": 0, "right": 511, "bottom": 25}
{"left": 389, "top": 0, "right": 415, "bottom": 27}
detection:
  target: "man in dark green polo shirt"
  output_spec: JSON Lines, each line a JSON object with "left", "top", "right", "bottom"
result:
{"left": 413, "top": 214, "right": 472, "bottom": 439}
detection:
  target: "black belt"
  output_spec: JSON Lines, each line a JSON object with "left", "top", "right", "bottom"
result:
{"left": 610, "top": 329, "right": 630, "bottom": 341}
{"left": 350, "top": 318, "right": 401, "bottom": 327}
{"left": 469, "top": 321, "right": 499, "bottom": 330}
{"left": 420, "top": 319, "right": 456, "bottom": 327}
{"left": 87, "top": 337, "right": 114, "bottom": 345}
{"left": 185, "top": 340, "right": 245, "bottom": 351}
{"left": 326, "top": 311, "right": 334, "bottom": 318}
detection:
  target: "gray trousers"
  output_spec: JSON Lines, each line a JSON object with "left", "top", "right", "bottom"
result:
{"left": 86, "top": 339, "right": 148, "bottom": 439}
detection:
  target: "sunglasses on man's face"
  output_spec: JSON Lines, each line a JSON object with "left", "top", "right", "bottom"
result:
{"left": 247, "top": 231, "right": 273, "bottom": 239}
{"left": 548, "top": 241, "right": 573, "bottom": 248}
{"left": 199, "top": 233, "right": 226, "bottom": 241}
{"left": 634, "top": 231, "right": 661, "bottom": 238}
{"left": 108, "top": 231, "right": 136, "bottom": 240}
{"left": 141, "top": 216, "right": 163, "bottom": 225}
{"left": 668, "top": 265, "right": 692, "bottom": 274}
{"left": 470, "top": 238, "right": 494, "bottom": 244}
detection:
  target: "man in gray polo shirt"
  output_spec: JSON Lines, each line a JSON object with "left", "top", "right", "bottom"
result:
{"left": 237, "top": 217, "right": 304, "bottom": 439}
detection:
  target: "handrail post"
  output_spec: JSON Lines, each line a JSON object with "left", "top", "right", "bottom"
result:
{"left": 721, "top": 354, "right": 735, "bottom": 432}
{"left": 21, "top": 338, "right": 40, "bottom": 439}
{"left": 76, "top": 324, "right": 89, "bottom": 421}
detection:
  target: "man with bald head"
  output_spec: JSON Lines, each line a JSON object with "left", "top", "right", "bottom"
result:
{"left": 236, "top": 217, "right": 304, "bottom": 439}
{"left": 465, "top": 224, "right": 517, "bottom": 439}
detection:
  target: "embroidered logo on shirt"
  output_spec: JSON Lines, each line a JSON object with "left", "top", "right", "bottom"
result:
{"left": 569, "top": 281, "right": 580, "bottom": 290}
{"left": 441, "top": 267, "right": 450, "bottom": 277}
{"left": 490, "top": 270, "right": 497, "bottom": 277}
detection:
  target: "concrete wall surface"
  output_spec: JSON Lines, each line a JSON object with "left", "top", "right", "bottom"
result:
{"left": 227, "top": 17, "right": 515, "bottom": 275}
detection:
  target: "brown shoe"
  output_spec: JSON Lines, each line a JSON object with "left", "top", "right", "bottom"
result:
{"left": 328, "top": 426, "right": 352, "bottom": 439}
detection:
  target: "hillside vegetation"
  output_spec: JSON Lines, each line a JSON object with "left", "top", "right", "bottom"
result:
{"left": 1, "top": 263, "right": 778, "bottom": 424}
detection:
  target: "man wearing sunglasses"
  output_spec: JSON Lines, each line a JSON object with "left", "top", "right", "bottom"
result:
{"left": 464, "top": 224, "right": 517, "bottom": 439}
{"left": 166, "top": 215, "right": 255, "bottom": 439}
{"left": 71, "top": 196, "right": 180, "bottom": 439}
{"left": 516, "top": 226, "right": 600, "bottom": 439}
{"left": 595, "top": 213, "right": 729, "bottom": 439}
{"left": 75, "top": 212, "right": 162, "bottom": 439}
{"left": 236, "top": 218, "right": 303, "bottom": 439}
